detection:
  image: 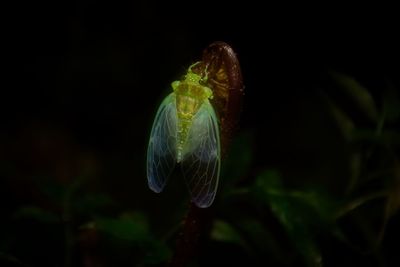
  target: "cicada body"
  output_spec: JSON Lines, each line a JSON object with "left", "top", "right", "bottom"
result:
{"left": 147, "top": 63, "right": 221, "bottom": 208}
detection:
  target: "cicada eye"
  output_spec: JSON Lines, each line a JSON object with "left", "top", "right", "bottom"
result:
{"left": 199, "top": 78, "right": 207, "bottom": 86}
{"left": 199, "top": 71, "right": 209, "bottom": 85}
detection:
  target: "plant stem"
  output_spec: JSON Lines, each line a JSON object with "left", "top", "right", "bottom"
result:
{"left": 168, "top": 203, "right": 213, "bottom": 267}
{"left": 169, "top": 41, "right": 243, "bottom": 267}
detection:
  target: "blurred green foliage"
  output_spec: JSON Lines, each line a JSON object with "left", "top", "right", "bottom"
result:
{"left": 1, "top": 72, "right": 399, "bottom": 267}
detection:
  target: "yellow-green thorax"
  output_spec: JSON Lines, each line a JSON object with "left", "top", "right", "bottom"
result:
{"left": 172, "top": 67, "right": 213, "bottom": 162}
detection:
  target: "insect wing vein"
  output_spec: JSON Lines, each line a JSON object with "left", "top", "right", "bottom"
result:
{"left": 147, "top": 93, "right": 177, "bottom": 193}
{"left": 182, "top": 101, "right": 220, "bottom": 208}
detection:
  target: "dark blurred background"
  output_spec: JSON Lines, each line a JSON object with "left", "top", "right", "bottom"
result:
{"left": 1, "top": 1, "right": 399, "bottom": 267}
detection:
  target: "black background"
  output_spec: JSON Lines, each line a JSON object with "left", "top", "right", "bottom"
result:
{"left": 1, "top": 1, "right": 399, "bottom": 266}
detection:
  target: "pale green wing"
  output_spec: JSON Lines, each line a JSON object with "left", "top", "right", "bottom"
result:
{"left": 181, "top": 100, "right": 221, "bottom": 208}
{"left": 147, "top": 93, "right": 177, "bottom": 193}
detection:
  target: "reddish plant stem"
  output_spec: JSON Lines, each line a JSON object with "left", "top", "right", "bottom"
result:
{"left": 168, "top": 203, "right": 213, "bottom": 267}
{"left": 168, "top": 41, "right": 244, "bottom": 267}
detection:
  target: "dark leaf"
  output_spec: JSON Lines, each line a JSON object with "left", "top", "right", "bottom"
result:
{"left": 211, "top": 219, "right": 245, "bottom": 245}
{"left": 221, "top": 131, "right": 253, "bottom": 192}
{"left": 95, "top": 213, "right": 149, "bottom": 242}
{"left": 322, "top": 94, "right": 355, "bottom": 140}
{"left": 382, "top": 82, "right": 400, "bottom": 123}
{"left": 13, "top": 206, "right": 59, "bottom": 223}
{"left": 330, "top": 71, "right": 379, "bottom": 122}
{"left": 252, "top": 170, "right": 330, "bottom": 267}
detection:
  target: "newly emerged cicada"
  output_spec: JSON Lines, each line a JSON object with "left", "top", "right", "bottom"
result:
{"left": 147, "top": 63, "right": 221, "bottom": 208}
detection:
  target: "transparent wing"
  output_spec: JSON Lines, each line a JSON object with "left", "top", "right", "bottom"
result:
{"left": 181, "top": 100, "right": 221, "bottom": 208}
{"left": 147, "top": 93, "right": 177, "bottom": 193}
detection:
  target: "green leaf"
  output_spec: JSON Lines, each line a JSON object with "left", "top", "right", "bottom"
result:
{"left": 143, "top": 240, "right": 172, "bottom": 264}
{"left": 211, "top": 219, "right": 244, "bottom": 244}
{"left": 221, "top": 131, "right": 253, "bottom": 189}
{"left": 94, "top": 212, "right": 171, "bottom": 264}
{"left": 0, "top": 252, "right": 30, "bottom": 267}
{"left": 13, "top": 206, "right": 59, "bottom": 223}
{"left": 347, "top": 153, "right": 362, "bottom": 193}
{"left": 353, "top": 128, "right": 400, "bottom": 146}
{"left": 330, "top": 71, "right": 379, "bottom": 122}
{"left": 37, "top": 178, "right": 66, "bottom": 204}
{"left": 95, "top": 213, "right": 149, "bottom": 242}
{"left": 322, "top": 94, "right": 355, "bottom": 140}
{"left": 254, "top": 169, "right": 283, "bottom": 191}
{"left": 237, "top": 218, "right": 285, "bottom": 262}
{"left": 384, "top": 161, "right": 400, "bottom": 220}
{"left": 74, "top": 193, "right": 115, "bottom": 214}
{"left": 382, "top": 82, "right": 400, "bottom": 123}
{"left": 252, "top": 171, "right": 327, "bottom": 267}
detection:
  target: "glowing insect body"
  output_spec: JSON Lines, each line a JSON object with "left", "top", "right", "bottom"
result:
{"left": 147, "top": 64, "right": 221, "bottom": 208}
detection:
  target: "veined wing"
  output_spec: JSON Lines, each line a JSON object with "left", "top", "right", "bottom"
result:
{"left": 147, "top": 93, "right": 177, "bottom": 193}
{"left": 181, "top": 100, "right": 221, "bottom": 208}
